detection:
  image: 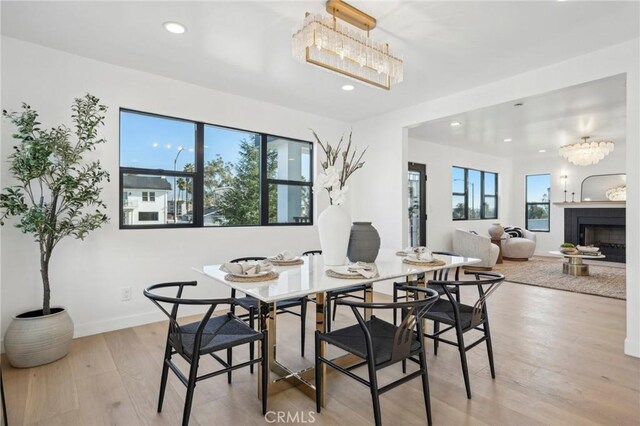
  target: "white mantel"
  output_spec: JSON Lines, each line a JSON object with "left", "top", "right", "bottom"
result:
{"left": 553, "top": 202, "right": 626, "bottom": 208}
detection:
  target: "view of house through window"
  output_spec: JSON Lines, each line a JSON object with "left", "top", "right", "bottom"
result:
{"left": 452, "top": 166, "right": 498, "bottom": 220}
{"left": 526, "top": 174, "right": 551, "bottom": 231}
{"left": 119, "top": 110, "right": 313, "bottom": 228}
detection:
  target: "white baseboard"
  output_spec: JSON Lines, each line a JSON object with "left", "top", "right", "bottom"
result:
{"left": 0, "top": 305, "right": 210, "bottom": 354}
{"left": 624, "top": 338, "right": 640, "bottom": 358}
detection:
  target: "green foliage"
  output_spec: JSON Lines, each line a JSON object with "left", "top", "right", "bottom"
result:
{"left": 216, "top": 137, "right": 276, "bottom": 225}
{"left": 0, "top": 94, "right": 110, "bottom": 314}
{"left": 527, "top": 204, "right": 549, "bottom": 219}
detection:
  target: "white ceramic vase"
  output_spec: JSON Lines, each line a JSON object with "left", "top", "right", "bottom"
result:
{"left": 318, "top": 205, "right": 351, "bottom": 266}
{"left": 488, "top": 223, "right": 505, "bottom": 239}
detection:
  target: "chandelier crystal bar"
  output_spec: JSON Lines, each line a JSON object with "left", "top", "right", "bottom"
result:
{"left": 292, "top": 13, "right": 403, "bottom": 90}
{"left": 558, "top": 136, "right": 614, "bottom": 166}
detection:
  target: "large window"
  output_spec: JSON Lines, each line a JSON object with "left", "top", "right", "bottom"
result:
{"left": 452, "top": 166, "right": 498, "bottom": 220}
{"left": 119, "top": 110, "right": 313, "bottom": 228}
{"left": 526, "top": 174, "right": 550, "bottom": 232}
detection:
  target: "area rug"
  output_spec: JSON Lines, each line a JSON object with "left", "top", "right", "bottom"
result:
{"left": 492, "top": 257, "right": 626, "bottom": 300}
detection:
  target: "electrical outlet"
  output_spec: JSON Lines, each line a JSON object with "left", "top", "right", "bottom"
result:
{"left": 121, "top": 287, "right": 132, "bottom": 301}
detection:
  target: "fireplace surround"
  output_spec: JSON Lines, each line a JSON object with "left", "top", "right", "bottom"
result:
{"left": 564, "top": 208, "right": 626, "bottom": 263}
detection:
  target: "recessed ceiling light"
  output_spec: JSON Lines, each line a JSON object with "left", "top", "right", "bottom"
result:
{"left": 539, "top": 149, "right": 547, "bottom": 153}
{"left": 163, "top": 21, "right": 186, "bottom": 34}
{"left": 503, "top": 138, "right": 512, "bottom": 142}
{"left": 341, "top": 84, "right": 355, "bottom": 91}
{"left": 450, "top": 121, "right": 462, "bottom": 127}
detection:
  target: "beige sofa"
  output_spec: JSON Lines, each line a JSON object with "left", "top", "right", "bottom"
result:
{"left": 501, "top": 228, "right": 537, "bottom": 260}
{"left": 452, "top": 228, "right": 500, "bottom": 269}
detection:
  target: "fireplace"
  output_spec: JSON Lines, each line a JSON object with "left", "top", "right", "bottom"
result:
{"left": 564, "top": 208, "right": 625, "bottom": 263}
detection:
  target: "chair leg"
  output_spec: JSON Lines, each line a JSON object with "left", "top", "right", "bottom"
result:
{"left": 433, "top": 321, "right": 440, "bottom": 356}
{"left": 227, "top": 347, "right": 233, "bottom": 384}
{"left": 249, "top": 307, "right": 255, "bottom": 374}
{"left": 392, "top": 285, "right": 398, "bottom": 326}
{"left": 367, "top": 360, "right": 382, "bottom": 426}
{"left": 418, "top": 348, "right": 433, "bottom": 426}
{"left": 261, "top": 331, "right": 268, "bottom": 415}
{"left": 326, "top": 294, "right": 332, "bottom": 333}
{"left": 332, "top": 295, "right": 338, "bottom": 322}
{"left": 182, "top": 357, "right": 200, "bottom": 426}
{"left": 315, "top": 332, "right": 322, "bottom": 413}
{"left": 157, "top": 341, "right": 172, "bottom": 412}
{"left": 484, "top": 320, "right": 496, "bottom": 379}
{"left": 455, "top": 325, "right": 472, "bottom": 399}
{"left": 300, "top": 298, "right": 308, "bottom": 357}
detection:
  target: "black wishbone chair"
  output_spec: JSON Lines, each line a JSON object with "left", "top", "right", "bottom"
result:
{"left": 392, "top": 251, "right": 463, "bottom": 325}
{"left": 411, "top": 271, "right": 504, "bottom": 399}
{"left": 143, "top": 281, "right": 267, "bottom": 426}
{"left": 229, "top": 257, "right": 308, "bottom": 370}
{"left": 315, "top": 287, "right": 440, "bottom": 426}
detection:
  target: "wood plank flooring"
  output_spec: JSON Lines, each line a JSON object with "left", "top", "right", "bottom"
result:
{"left": 3, "top": 282, "right": 639, "bottom": 425}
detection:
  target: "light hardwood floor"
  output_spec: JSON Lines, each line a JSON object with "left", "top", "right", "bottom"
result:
{"left": 3, "top": 282, "right": 639, "bottom": 425}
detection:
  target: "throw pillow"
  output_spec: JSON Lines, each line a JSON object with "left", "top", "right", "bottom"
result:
{"left": 504, "top": 226, "right": 523, "bottom": 238}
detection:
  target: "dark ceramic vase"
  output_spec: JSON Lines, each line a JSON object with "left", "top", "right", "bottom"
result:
{"left": 347, "top": 222, "right": 381, "bottom": 263}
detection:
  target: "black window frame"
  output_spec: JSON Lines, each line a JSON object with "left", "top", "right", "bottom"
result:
{"left": 119, "top": 108, "right": 314, "bottom": 229}
{"left": 451, "top": 166, "right": 499, "bottom": 221}
{"left": 525, "top": 173, "right": 551, "bottom": 233}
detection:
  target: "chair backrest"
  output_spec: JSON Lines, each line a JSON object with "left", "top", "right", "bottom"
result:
{"left": 143, "top": 281, "right": 234, "bottom": 357}
{"left": 431, "top": 251, "right": 462, "bottom": 281}
{"left": 336, "top": 288, "right": 439, "bottom": 364}
{"left": 429, "top": 271, "right": 505, "bottom": 328}
{"left": 230, "top": 256, "right": 266, "bottom": 263}
{"left": 302, "top": 250, "right": 322, "bottom": 256}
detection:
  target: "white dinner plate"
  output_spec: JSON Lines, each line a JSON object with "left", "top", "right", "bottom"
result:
{"left": 231, "top": 270, "right": 271, "bottom": 278}
{"left": 267, "top": 256, "right": 301, "bottom": 262}
{"left": 405, "top": 256, "right": 435, "bottom": 263}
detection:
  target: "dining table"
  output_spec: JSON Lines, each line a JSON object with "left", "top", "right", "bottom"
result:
{"left": 200, "top": 249, "right": 481, "bottom": 406}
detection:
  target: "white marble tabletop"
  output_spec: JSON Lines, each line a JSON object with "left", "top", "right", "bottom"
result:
{"left": 200, "top": 249, "right": 481, "bottom": 303}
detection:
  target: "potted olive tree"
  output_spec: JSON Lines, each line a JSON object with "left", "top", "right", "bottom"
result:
{"left": 1, "top": 94, "right": 109, "bottom": 368}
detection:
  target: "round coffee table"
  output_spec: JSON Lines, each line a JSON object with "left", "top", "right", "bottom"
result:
{"left": 548, "top": 251, "right": 606, "bottom": 276}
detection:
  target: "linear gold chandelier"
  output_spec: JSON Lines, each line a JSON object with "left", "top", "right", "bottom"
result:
{"left": 292, "top": 0, "right": 403, "bottom": 90}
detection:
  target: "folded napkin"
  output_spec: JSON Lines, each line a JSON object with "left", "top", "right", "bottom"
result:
{"left": 347, "top": 262, "right": 378, "bottom": 278}
{"left": 405, "top": 247, "right": 434, "bottom": 261}
{"left": 220, "top": 261, "right": 273, "bottom": 276}
{"left": 268, "top": 250, "right": 296, "bottom": 261}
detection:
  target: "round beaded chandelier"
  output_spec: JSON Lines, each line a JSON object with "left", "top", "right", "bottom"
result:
{"left": 558, "top": 136, "right": 614, "bottom": 166}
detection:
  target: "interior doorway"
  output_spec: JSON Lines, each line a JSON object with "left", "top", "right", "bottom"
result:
{"left": 408, "top": 162, "right": 426, "bottom": 247}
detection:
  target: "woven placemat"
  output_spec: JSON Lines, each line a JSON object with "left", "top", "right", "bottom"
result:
{"left": 224, "top": 271, "right": 279, "bottom": 282}
{"left": 402, "top": 258, "right": 446, "bottom": 267}
{"left": 326, "top": 269, "right": 378, "bottom": 279}
{"left": 269, "top": 258, "right": 304, "bottom": 266}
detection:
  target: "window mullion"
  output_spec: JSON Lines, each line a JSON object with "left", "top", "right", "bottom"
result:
{"left": 193, "top": 122, "right": 205, "bottom": 227}
{"left": 260, "top": 133, "right": 269, "bottom": 225}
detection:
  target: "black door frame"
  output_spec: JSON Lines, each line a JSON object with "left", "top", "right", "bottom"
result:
{"left": 408, "top": 162, "right": 427, "bottom": 247}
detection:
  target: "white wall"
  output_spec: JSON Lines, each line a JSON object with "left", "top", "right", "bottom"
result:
{"left": 351, "top": 39, "right": 640, "bottom": 357}
{"left": 407, "top": 138, "right": 513, "bottom": 251}
{"left": 510, "top": 148, "right": 627, "bottom": 253}
{"left": 0, "top": 37, "right": 348, "bottom": 340}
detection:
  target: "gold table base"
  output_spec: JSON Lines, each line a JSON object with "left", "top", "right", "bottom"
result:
{"left": 563, "top": 256, "right": 590, "bottom": 276}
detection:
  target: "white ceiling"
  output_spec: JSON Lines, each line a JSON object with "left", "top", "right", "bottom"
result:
{"left": 1, "top": 1, "right": 638, "bottom": 122}
{"left": 408, "top": 73, "right": 627, "bottom": 158}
